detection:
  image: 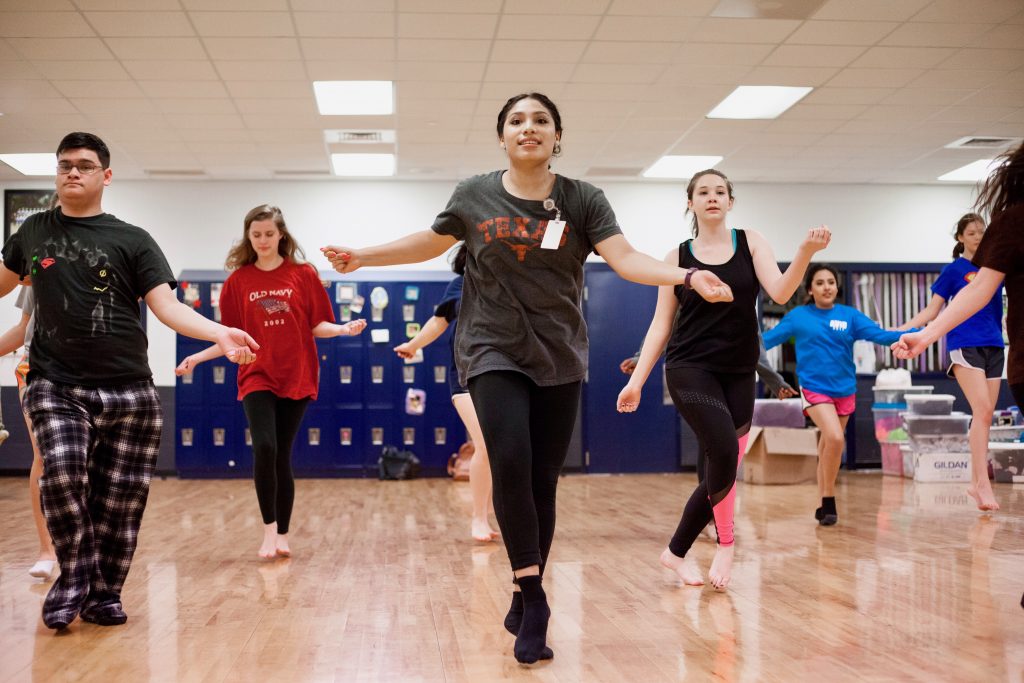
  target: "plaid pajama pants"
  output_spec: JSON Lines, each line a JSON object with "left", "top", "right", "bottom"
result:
{"left": 25, "top": 376, "right": 163, "bottom": 628}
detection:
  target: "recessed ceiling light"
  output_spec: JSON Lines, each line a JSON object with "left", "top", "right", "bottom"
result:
{"left": 314, "top": 81, "right": 394, "bottom": 116}
{"left": 0, "top": 153, "right": 56, "bottom": 176}
{"left": 643, "top": 155, "right": 724, "bottom": 179}
{"left": 330, "top": 153, "right": 395, "bottom": 177}
{"left": 937, "top": 159, "right": 996, "bottom": 183}
{"left": 707, "top": 86, "right": 813, "bottom": 119}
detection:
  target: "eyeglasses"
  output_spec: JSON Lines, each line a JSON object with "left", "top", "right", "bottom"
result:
{"left": 56, "top": 161, "right": 104, "bottom": 175}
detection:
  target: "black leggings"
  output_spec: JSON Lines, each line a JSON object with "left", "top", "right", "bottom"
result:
{"left": 241, "top": 391, "right": 310, "bottom": 534}
{"left": 665, "top": 367, "right": 754, "bottom": 557}
{"left": 469, "top": 371, "right": 581, "bottom": 571}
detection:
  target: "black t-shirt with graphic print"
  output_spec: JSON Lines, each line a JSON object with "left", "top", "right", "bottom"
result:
{"left": 431, "top": 171, "right": 622, "bottom": 386}
{"left": 2, "top": 207, "right": 176, "bottom": 386}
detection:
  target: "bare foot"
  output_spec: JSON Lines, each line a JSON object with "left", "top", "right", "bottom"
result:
{"left": 472, "top": 517, "right": 498, "bottom": 542}
{"left": 708, "top": 545, "right": 734, "bottom": 591}
{"left": 276, "top": 534, "right": 291, "bottom": 557}
{"left": 258, "top": 522, "right": 278, "bottom": 559}
{"left": 966, "top": 483, "right": 1000, "bottom": 511}
{"left": 660, "top": 547, "right": 704, "bottom": 586}
{"left": 701, "top": 522, "right": 718, "bottom": 542}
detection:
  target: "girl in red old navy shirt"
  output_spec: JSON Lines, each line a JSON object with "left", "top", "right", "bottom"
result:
{"left": 178, "top": 205, "right": 366, "bottom": 559}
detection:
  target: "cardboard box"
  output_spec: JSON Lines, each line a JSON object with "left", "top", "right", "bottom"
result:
{"left": 913, "top": 451, "right": 970, "bottom": 483}
{"left": 739, "top": 426, "right": 819, "bottom": 485}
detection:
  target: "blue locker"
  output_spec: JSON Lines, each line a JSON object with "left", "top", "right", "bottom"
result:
{"left": 207, "top": 406, "right": 250, "bottom": 477}
{"left": 334, "top": 407, "right": 367, "bottom": 474}
{"left": 174, "top": 407, "right": 208, "bottom": 477}
{"left": 582, "top": 264, "right": 680, "bottom": 473}
{"left": 293, "top": 406, "right": 336, "bottom": 476}
{"left": 176, "top": 339, "right": 206, "bottom": 407}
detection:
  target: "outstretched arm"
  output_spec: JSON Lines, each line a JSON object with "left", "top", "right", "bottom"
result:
{"left": 313, "top": 319, "right": 367, "bottom": 338}
{"left": 748, "top": 227, "right": 831, "bottom": 304}
{"left": 900, "top": 293, "right": 944, "bottom": 330}
{"left": 892, "top": 267, "right": 1005, "bottom": 359}
{"left": 145, "top": 283, "right": 259, "bottom": 364}
{"left": 595, "top": 234, "right": 733, "bottom": 303}
{"left": 322, "top": 230, "right": 457, "bottom": 274}
{"left": 175, "top": 344, "right": 224, "bottom": 376}
{"left": 395, "top": 316, "right": 450, "bottom": 359}
{"left": 0, "top": 265, "right": 22, "bottom": 299}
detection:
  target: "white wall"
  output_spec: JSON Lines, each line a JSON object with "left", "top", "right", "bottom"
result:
{"left": 1, "top": 177, "right": 976, "bottom": 385}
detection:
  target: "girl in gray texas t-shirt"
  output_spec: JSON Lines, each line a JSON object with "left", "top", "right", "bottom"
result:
{"left": 322, "top": 92, "right": 733, "bottom": 665}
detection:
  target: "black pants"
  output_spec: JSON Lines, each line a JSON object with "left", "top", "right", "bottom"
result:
{"left": 241, "top": 391, "right": 310, "bottom": 534}
{"left": 469, "top": 371, "right": 581, "bottom": 571}
{"left": 665, "top": 367, "right": 754, "bottom": 557}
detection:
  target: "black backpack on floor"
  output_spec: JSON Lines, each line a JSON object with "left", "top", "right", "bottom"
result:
{"left": 378, "top": 446, "right": 421, "bottom": 480}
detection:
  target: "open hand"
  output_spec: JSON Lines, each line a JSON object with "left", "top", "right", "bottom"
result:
{"left": 217, "top": 327, "right": 259, "bottom": 365}
{"left": 342, "top": 319, "right": 367, "bottom": 336}
{"left": 690, "top": 269, "right": 734, "bottom": 303}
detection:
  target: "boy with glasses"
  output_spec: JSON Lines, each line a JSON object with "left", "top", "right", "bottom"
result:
{"left": 0, "top": 131, "right": 258, "bottom": 630}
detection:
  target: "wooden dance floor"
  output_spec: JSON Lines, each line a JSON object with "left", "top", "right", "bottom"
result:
{"left": 1, "top": 472, "right": 1021, "bottom": 682}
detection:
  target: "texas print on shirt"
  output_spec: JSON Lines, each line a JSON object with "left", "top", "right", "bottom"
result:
{"left": 475, "top": 215, "right": 569, "bottom": 262}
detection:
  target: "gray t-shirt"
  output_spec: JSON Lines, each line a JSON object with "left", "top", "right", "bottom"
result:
{"left": 14, "top": 285, "right": 34, "bottom": 356}
{"left": 431, "top": 171, "right": 622, "bottom": 386}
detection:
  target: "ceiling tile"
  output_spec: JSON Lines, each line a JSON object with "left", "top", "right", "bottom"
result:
{"left": 3, "top": 0, "right": 74, "bottom": 7}
{"left": 395, "top": 0, "right": 493, "bottom": 11}
{"left": 203, "top": 37, "right": 301, "bottom": 60}
{"left": 395, "top": 81, "right": 480, "bottom": 99}
{"left": 880, "top": 88, "right": 974, "bottom": 106}
{"left": 503, "top": 0, "right": 610, "bottom": 13}
{"left": 215, "top": 60, "right": 307, "bottom": 81}
{"left": 743, "top": 66, "right": 839, "bottom": 87}
{"left": 596, "top": 16, "right": 700, "bottom": 42}
{"left": 76, "top": 0, "right": 180, "bottom": 9}
{"left": 803, "top": 86, "right": 893, "bottom": 105}
{"left": 183, "top": 0, "right": 290, "bottom": 9}
{"left": 398, "top": 13, "right": 498, "bottom": 39}
{"left": 34, "top": 60, "right": 131, "bottom": 80}
{"left": 69, "top": 98, "right": 160, "bottom": 114}
{"left": 976, "top": 24, "right": 1024, "bottom": 50}
{"left": 580, "top": 42, "right": 678, "bottom": 64}
{"left": 397, "top": 39, "right": 491, "bottom": 62}
{"left": 690, "top": 18, "right": 801, "bottom": 44}
{"left": 939, "top": 49, "right": 1024, "bottom": 71}
{"left": 672, "top": 43, "right": 775, "bottom": 66}
{"left": 490, "top": 40, "right": 588, "bottom": 63}
{"left": 305, "top": 60, "right": 397, "bottom": 81}
{"left": 484, "top": 62, "right": 575, "bottom": 82}
{"left": 786, "top": 20, "right": 897, "bottom": 46}
{"left": 0, "top": 61, "right": 43, "bottom": 79}
{"left": 233, "top": 98, "right": 317, "bottom": 115}
{"left": 152, "top": 98, "right": 238, "bottom": 114}
{"left": 51, "top": 80, "right": 146, "bottom": 98}
{"left": 7, "top": 37, "right": 113, "bottom": 60}
{"left": 880, "top": 22, "right": 990, "bottom": 48}
{"left": 396, "top": 61, "right": 485, "bottom": 82}
{"left": 572, "top": 63, "right": 664, "bottom": 84}
{"left": 850, "top": 46, "right": 955, "bottom": 69}
{"left": 928, "top": 105, "right": 1020, "bottom": 124}
{"left": 782, "top": 102, "right": 868, "bottom": 120}
{"left": 106, "top": 37, "right": 207, "bottom": 60}
{"left": 190, "top": 11, "right": 295, "bottom": 37}
{"left": 165, "top": 113, "right": 245, "bottom": 129}
{"left": 85, "top": 11, "right": 194, "bottom": 37}
{"left": 122, "top": 60, "right": 219, "bottom": 81}
{"left": 299, "top": 38, "right": 394, "bottom": 61}
{"left": 762, "top": 45, "right": 865, "bottom": 68}
{"left": 912, "top": 0, "right": 1021, "bottom": 24}
{"left": 826, "top": 68, "right": 924, "bottom": 88}
{"left": 0, "top": 97, "right": 77, "bottom": 115}
{"left": 137, "top": 80, "right": 229, "bottom": 98}
{"left": 907, "top": 69, "right": 1005, "bottom": 90}
{"left": 224, "top": 80, "right": 313, "bottom": 98}
{"left": 0, "top": 12, "right": 95, "bottom": 37}
{"left": 499, "top": 14, "right": 601, "bottom": 40}
{"left": 657, "top": 64, "right": 752, "bottom": 86}
{"left": 294, "top": 12, "right": 394, "bottom": 38}
{"left": 607, "top": 0, "right": 717, "bottom": 16}
{"left": 811, "top": 0, "right": 930, "bottom": 22}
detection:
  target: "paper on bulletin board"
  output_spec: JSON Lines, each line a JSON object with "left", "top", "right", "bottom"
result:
{"left": 370, "top": 328, "right": 390, "bottom": 344}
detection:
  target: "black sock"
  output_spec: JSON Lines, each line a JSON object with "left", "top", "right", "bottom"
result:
{"left": 513, "top": 575, "right": 553, "bottom": 664}
{"left": 822, "top": 497, "right": 837, "bottom": 516}
{"left": 504, "top": 591, "right": 523, "bottom": 635}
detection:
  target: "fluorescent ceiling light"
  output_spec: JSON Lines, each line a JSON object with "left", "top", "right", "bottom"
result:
{"left": 937, "top": 158, "right": 997, "bottom": 182}
{"left": 314, "top": 81, "right": 394, "bottom": 115}
{"left": 331, "top": 153, "right": 395, "bottom": 177}
{"left": 0, "top": 153, "right": 56, "bottom": 176}
{"left": 643, "top": 155, "right": 724, "bottom": 179}
{"left": 707, "top": 86, "right": 813, "bottom": 119}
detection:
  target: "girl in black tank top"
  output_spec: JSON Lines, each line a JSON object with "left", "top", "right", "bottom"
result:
{"left": 616, "top": 169, "right": 831, "bottom": 591}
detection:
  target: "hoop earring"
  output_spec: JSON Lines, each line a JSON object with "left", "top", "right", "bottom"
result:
{"left": 553, "top": 142, "right": 562, "bottom": 155}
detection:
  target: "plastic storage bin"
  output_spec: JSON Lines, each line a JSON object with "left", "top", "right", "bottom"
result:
{"left": 989, "top": 425, "right": 1024, "bottom": 443}
{"left": 909, "top": 433, "right": 970, "bottom": 453}
{"left": 873, "top": 406, "right": 908, "bottom": 443}
{"left": 988, "top": 443, "right": 1024, "bottom": 483}
{"left": 901, "top": 445, "right": 915, "bottom": 478}
{"left": 752, "top": 398, "right": 805, "bottom": 428}
{"left": 880, "top": 442, "right": 903, "bottom": 476}
{"left": 903, "top": 412, "right": 971, "bottom": 435}
{"left": 906, "top": 394, "right": 956, "bottom": 415}
{"left": 914, "top": 451, "right": 971, "bottom": 483}
{"left": 872, "top": 385, "right": 934, "bottom": 405}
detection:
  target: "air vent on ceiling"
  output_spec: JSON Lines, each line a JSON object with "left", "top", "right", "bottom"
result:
{"left": 145, "top": 169, "right": 205, "bottom": 177}
{"left": 945, "top": 136, "right": 1022, "bottom": 150}
{"left": 324, "top": 129, "right": 396, "bottom": 144}
{"left": 711, "top": 0, "right": 827, "bottom": 20}
{"left": 585, "top": 166, "right": 644, "bottom": 177}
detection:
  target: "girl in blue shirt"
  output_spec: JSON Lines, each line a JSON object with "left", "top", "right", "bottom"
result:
{"left": 902, "top": 214, "right": 1005, "bottom": 512}
{"left": 763, "top": 265, "right": 905, "bottom": 526}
